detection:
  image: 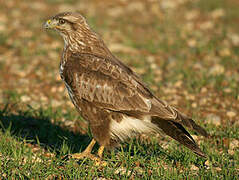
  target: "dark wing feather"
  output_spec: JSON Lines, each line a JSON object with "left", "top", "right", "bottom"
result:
{"left": 152, "top": 118, "right": 206, "bottom": 157}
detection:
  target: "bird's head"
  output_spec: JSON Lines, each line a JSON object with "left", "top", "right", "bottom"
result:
{"left": 44, "top": 12, "right": 98, "bottom": 49}
{"left": 44, "top": 12, "right": 89, "bottom": 33}
{"left": 44, "top": 12, "right": 108, "bottom": 55}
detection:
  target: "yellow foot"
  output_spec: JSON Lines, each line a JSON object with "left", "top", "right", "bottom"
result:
{"left": 71, "top": 152, "right": 99, "bottom": 161}
{"left": 71, "top": 152, "right": 107, "bottom": 166}
{"left": 70, "top": 139, "right": 107, "bottom": 166}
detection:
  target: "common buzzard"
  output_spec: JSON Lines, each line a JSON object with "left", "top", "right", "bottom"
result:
{"left": 44, "top": 12, "right": 208, "bottom": 160}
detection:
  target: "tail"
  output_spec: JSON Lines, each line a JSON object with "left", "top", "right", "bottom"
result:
{"left": 150, "top": 99, "right": 209, "bottom": 138}
{"left": 152, "top": 117, "right": 207, "bottom": 158}
{"left": 176, "top": 110, "right": 209, "bottom": 137}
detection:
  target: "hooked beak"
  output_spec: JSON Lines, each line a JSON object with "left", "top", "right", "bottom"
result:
{"left": 44, "top": 19, "right": 55, "bottom": 29}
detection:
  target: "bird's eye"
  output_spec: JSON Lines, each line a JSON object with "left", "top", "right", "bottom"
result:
{"left": 59, "top": 19, "right": 65, "bottom": 25}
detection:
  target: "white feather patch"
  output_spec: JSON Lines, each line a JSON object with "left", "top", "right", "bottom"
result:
{"left": 110, "top": 115, "right": 160, "bottom": 141}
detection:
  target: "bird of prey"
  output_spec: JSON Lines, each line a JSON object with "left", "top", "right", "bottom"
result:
{"left": 44, "top": 12, "right": 208, "bottom": 161}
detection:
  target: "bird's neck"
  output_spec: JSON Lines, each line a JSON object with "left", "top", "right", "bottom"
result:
{"left": 62, "top": 29, "right": 111, "bottom": 58}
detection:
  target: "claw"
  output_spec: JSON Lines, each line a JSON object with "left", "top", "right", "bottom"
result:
{"left": 70, "top": 139, "right": 107, "bottom": 166}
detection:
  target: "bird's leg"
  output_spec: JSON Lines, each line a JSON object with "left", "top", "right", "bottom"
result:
{"left": 95, "top": 145, "right": 107, "bottom": 166}
{"left": 71, "top": 139, "right": 98, "bottom": 160}
{"left": 97, "top": 145, "right": 105, "bottom": 158}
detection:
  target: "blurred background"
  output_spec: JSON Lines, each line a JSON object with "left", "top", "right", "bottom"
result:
{"left": 0, "top": 0, "right": 238, "bottom": 178}
{"left": 0, "top": 0, "right": 238, "bottom": 129}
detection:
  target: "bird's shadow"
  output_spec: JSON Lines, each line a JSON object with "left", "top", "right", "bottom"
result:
{"left": 0, "top": 103, "right": 90, "bottom": 156}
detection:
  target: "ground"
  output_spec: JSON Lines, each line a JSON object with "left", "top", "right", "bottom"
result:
{"left": 0, "top": 0, "right": 238, "bottom": 179}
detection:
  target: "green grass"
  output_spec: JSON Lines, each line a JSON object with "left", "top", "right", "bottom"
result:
{"left": 0, "top": 102, "right": 238, "bottom": 179}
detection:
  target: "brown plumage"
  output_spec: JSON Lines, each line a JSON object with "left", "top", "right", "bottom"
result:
{"left": 44, "top": 12, "right": 208, "bottom": 159}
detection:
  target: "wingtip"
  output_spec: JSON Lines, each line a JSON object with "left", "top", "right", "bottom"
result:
{"left": 194, "top": 149, "right": 207, "bottom": 158}
{"left": 188, "top": 118, "right": 209, "bottom": 137}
